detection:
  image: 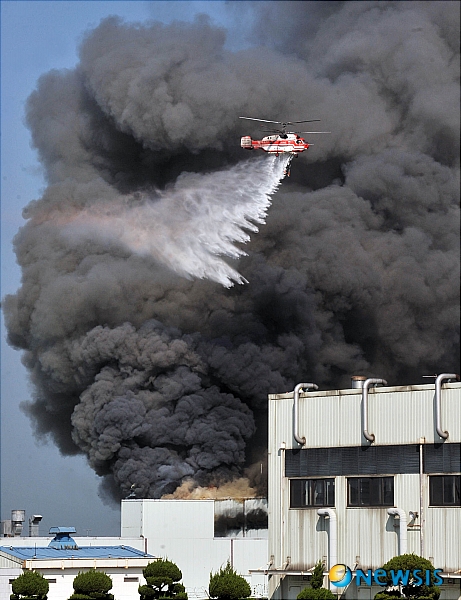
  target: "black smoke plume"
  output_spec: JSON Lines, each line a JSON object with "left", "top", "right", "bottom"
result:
{"left": 4, "top": 2, "right": 460, "bottom": 501}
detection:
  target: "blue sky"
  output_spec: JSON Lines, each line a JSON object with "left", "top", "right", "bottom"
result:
{"left": 1, "top": 0, "right": 252, "bottom": 537}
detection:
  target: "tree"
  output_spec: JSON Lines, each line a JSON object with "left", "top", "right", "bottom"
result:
{"left": 310, "top": 561, "right": 325, "bottom": 590}
{"left": 373, "top": 554, "right": 441, "bottom": 600}
{"left": 68, "top": 570, "right": 114, "bottom": 600}
{"left": 139, "top": 559, "right": 187, "bottom": 600}
{"left": 297, "top": 561, "right": 335, "bottom": 600}
{"left": 297, "top": 589, "right": 336, "bottom": 600}
{"left": 209, "top": 561, "right": 251, "bottom": 600}
{"left": 11, "top": 571, "right": 49, "bottom": 600}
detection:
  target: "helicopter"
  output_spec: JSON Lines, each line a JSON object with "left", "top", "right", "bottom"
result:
{"left": 239, "top": 116, "right": 330, "bottom": 175}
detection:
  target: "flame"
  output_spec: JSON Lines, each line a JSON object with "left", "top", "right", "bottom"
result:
{"left": 162, "top": 477, "right": 258, "bottom": 500}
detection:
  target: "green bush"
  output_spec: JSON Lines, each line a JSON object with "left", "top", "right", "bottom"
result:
{"left": 297, "top": 587, "right": 335, "bottom": 600}
{"left": 69, "top": 570, "right": 114, "bottom": 600}
{"left": 297, "top": 561, "right": 334, "bottom": 600}
{"left": 310, "top": 561, "right": 325, "bottom": 590}
{"left": 139, "top": 559, "right": 187, "bottom": 600}
{"left": 11, "top": 571, "right": 49, "bottom": 600}
{"left": 374, "top": 593, "right": 402, "bottom": 600}
{"left": 209, "top": 562, "right": 251, "bottom": 600}
{"left": 374, "top": 554, "right": 441, "bottom": 600}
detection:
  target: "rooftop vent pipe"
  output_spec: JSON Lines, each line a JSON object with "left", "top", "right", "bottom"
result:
{"left": 29, "top": 515, "right": 42, "bottom": 537}
{"left": 387, "top": 508, "right": 407, "bottom": 555}
{"left": 11, "top": 510, "right": 25, "bottom": 537}
{"left": 293, "top": 383, "right": 318, "bottom": 445}
{"left": 435, "top": 373, "right": 460, "bottom": 439}
{"left": 362, "top": 378, "right": 387, "bottom": 443}
{"left": 351, "top": 376, "right": 367, "bottom": 389}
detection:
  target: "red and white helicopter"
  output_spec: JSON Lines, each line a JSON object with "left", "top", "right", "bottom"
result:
{"left": 239, "top": 116, "right": 330, "bottom": 175}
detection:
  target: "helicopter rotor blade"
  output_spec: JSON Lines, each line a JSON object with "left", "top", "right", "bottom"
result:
{"left": 297, "top": 131, "right": 331, "bottom": 134}
{"left": 239, "top": 116, "right": 283, "bottom": 125}
{"left": 286, "top": 119, "right": 321, "bottom": 124}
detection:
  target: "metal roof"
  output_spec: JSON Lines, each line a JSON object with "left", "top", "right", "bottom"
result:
{"left": 0, "top": 545, "right": 152, "bottom": 560}
{"left": 49, "top": 526, "right": 76, "bottom": 534}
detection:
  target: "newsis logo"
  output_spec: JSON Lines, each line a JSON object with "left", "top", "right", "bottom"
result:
{"left": 329, "top": 564, "right": 443, "bottom": 588}
{"left": 329, "top": 565, "right": 352, "bottom": 587}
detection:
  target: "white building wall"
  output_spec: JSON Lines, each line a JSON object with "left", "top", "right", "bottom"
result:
{"left": 121, "top": 499, "right": 268, "bottom": 599}
{"left": 278, "top": 383, "right": 461, "bottom": 449}
{"left": 0, "top": 569, "right": 21, "bottom": 600}
{"left": 0, "top": 565, "right": 148, "bottom": 600}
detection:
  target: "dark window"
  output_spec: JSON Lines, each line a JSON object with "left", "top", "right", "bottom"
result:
{"left": 429, "top": 475, "right": 461, "bottom": 506}
{"left": 124, "top": 577, "right": 139, "bottom": 582}
{"left": 347, "top": 476, "right": 394, "bottom": 506}
{"left": 290, "top": 478, "right": 335, "bottom": 508}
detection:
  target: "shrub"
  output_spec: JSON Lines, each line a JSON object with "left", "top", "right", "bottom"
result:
{"left": 11, "top": 571, "right": 49, "bottom": 600}
{"left": 297, "top": 587, "right": 335, "bottom": 600}
{"left": 209, "top": 561, "right": 251, "bottom": 600}
{"left": 139, "top": 559, "right": 187, "bottom": 600}
{"left": 69, "top": 570, "right": 114, "bottom": 600}
{"left": 297, "top": 561, "right": 334, "bottom": 600}
{"left": 375, "top": 554, "right": 441, "bottom": 600}
{"left": 310, "top": 561, "right": 325, "bottom": 590}
{"left": 374, "top": 593, "right": 401, "bottom": 600}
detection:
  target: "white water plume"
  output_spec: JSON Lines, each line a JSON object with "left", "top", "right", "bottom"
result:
{"left": 64, "top": 154, "right": 290, "bottom": 287}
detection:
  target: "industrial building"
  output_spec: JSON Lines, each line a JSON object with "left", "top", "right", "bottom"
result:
{"left": 3, "top": 375, "right": 459, "bottom": 600}
{"left": 266, "top": 374, "right": 461, "bottom": 600}
{"left": 0, "top": 526, "right": 154, "bottom": 600}
{"left": 1, "top": 499, "right": 269, "bottom": 600}
{"left": 121, "top": 498, "right": 269, "bottom": 598}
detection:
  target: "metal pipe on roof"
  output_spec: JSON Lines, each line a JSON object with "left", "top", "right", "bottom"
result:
{"left": 351, "top": 375, "right": 367, "bottom": 389}
{"left": 435, "top": 373, "right": 460, "bottom": 439}
{"left": 293, "top": 383, "right": 318, "bottom": 446}
{"left": 362, "top": 378, "right": 387, "bottom": 443}
{"left": 387, "top": 508, "right": 407, "bottom": 555}
{"left": 317, "top": 508, "right": 337, "bottom": 591}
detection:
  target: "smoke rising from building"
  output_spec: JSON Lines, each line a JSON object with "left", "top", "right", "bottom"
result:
{"left": 3, "top": 2, "right": 460, "bottom": 502}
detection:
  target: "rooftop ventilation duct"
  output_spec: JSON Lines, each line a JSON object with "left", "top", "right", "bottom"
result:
{"left": 29, "top": 515, "right": 42, "bottom": 537}
{"left": 11, "top": 510, "right": 25, "bottom": 537}
{"left": 293, "top": 383, "right": 318, "bottom": 446}
{"left": 362, "top": 378, "right": 387, "bottom": 443}
{"left": 434, "top": 373, "right": 460, "bottom": 439}
{"left": 48, "top": 527, "right": 78, "bottom": 550}
{"left": 351, "top": 376, "right": 367, "bottom": 389}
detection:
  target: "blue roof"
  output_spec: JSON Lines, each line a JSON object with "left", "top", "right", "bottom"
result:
{"left": 0, "top": 545, "right": 153, "bottom": 560}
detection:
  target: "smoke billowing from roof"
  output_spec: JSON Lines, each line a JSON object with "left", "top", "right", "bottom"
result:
{"left": 4, "top": 2, "right": 460, "bottom": 502}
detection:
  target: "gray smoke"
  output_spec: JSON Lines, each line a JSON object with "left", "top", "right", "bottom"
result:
{"left": 4, "top": 2, "right": 459, "bottom": 501}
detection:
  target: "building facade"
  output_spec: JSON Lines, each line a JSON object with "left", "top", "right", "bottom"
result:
{"left": 121, "top": 498, "right": 269, "bottom": 599}
{"left": 0, "top": 528, "right": 154, "bottom": 600}
{"left": 267, "top": 376, "right": 461, "bottom": 600}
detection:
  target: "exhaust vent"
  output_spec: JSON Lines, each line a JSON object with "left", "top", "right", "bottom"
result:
{"left": 11, "top": 510, "right": 25, "bottom": 537}
{"left": 351, "top": 376, "right": 367, "bottom": 389}
{"left": 29, "top": 515, "right": 43, "bottom": 537}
